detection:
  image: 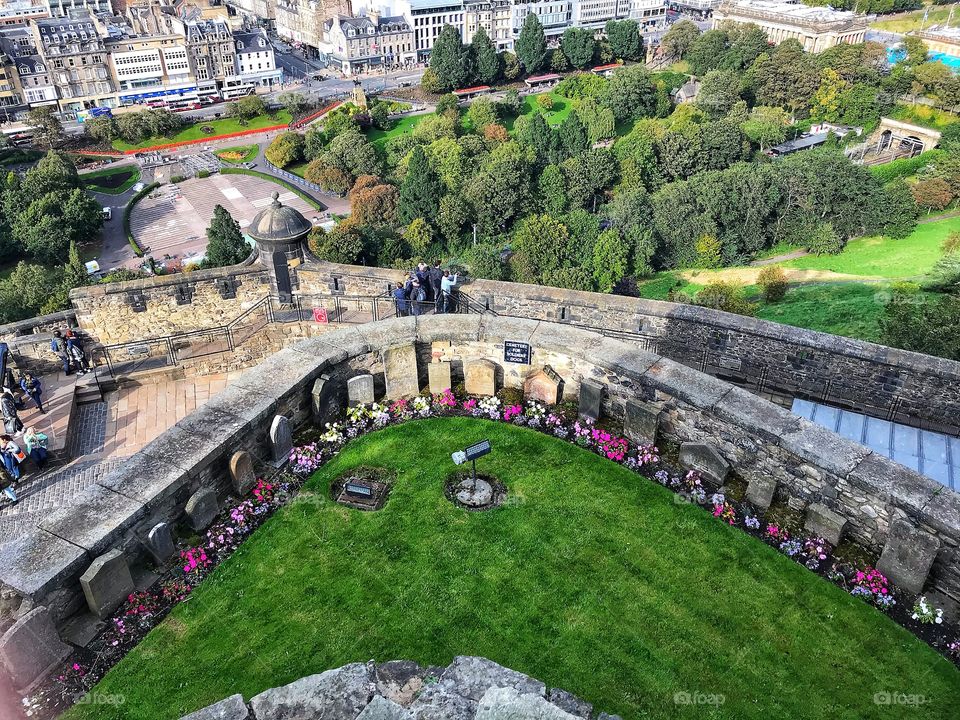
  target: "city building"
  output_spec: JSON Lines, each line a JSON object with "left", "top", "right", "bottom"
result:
{"left": 712, "top": 0, "right": 867, "bottom": 52}
{"left": 464, "top": 0, "right": 511, "bottom": 50}
{"left": 233, "top": 27, "right": 282, "bottom": 87}
{"left": 631, "top": 0, "right": 666, "bottom": 29}
{"left": 275, "top": 0, "right": 354, "bottom": 53}
{"left": 510, "top": 1, "right": 572, "bottom": 43}
{"left": 0, "top": 0, "right": 50, "bottom": 26}
{"left": 46, "top": 0, "right": 112, "bottom": 17}
{"left": 225, "top": 0, "right": 278, "bottom": 30}
{"left": 173, "top": 14, "right": 237, "bottom": 97}
{"left": 322, "top": 12, "right": 414, "bottom": 73}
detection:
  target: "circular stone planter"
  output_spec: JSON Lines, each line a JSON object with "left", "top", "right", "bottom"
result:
{"left": 444, "top": 471, "right": 507, "bottom": 511}
{"left": 330, "top": 466, "right": 394, "bottom": 511}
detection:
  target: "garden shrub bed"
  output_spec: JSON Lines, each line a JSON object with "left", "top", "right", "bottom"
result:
{"left": 35, "top": 392, "right": 960, "bottom": 720}
{"left": 214, "top": 145, "right": 259, "bottom": 164}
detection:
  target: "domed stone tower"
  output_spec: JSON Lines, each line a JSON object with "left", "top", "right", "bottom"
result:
{"left": 247, "top": 192, "right": 313, "bottom": 303}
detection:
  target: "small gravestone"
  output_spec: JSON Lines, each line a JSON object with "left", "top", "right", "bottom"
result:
{"left": 384, "top": 344, "right": 419, "bottom": 399}
{"left": 524, "top": 365, "right": 563, "bottom": 405}
{"left": 229, "top": 451, "right": 256, "bottom": 495}
{"left": 804, "top": 503, "right": 847, "bottom": 546}
{"left": 145, "top": 522, "right": 175, "bottom": 564}
{"left": 269, "top": 415, "right": 292, "bottom": 465}
{"left": 347, "top": 374, "right": 375, "bottom": 407}
{"left": 428, "top": 361, "right": 452, "bottom": 395}
{"left": 578, "top": 380, "right": 603, "bottom": 420}
{"left": 80, "top": 549, "right": 135, "bottom": 620}
{"left": 679, "top": 442, "right": 729, "bottom": 486}
{"left": 877, "top": 518, "right": 941, "bottom": 594}
{"left": 311, "top": 373, "right": 340, "bottom": 423}
{"left": 0, "top": 606, "right": 71, "bottom": 690}
{"left": 623, "top": 399, "right": 659, "bottom": 446}
{"left": 185, "top": 487, "right": 219, "bottom": 531}
{"left": 745, "top": 476, "right": 777, "bottom": 511}
{"left": 465, "top": 359, "right": 497, "bottom": 396}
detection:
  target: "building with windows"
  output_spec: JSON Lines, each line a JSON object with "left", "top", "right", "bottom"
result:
{"left": 322, "top": 11, "right": 414, "bottom": 73}
{"left": 510, "top": 1, "right": 571, "bottom": 44}
{"left": 46, "top": 0, "right": 112, "bottom": 17}
{"left": 233, "top": 27, "right": 282, "bottom": 87}
{"left": 0, "top": 0, "right": 50, "bottom": 26}
{"left": 464, "top": 0, "right": 511, "bottom": 50}
{"left": 170, "top": 14, "right": 236, "bottom": 96}
{"left": 275, "top": 0, "right": 354, "bottom": 51}
{"left": 712, "top": 0, "right": 867, "bottom": 52}
{"left": 225, "top": 0, "right": 278, "bottom": 29}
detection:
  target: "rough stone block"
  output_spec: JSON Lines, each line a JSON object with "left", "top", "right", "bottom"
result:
{"left": 185, "top": 487, "right": 219, "bottom": 532}
{"left": 311, "top": 373, "right": 341, "bottom": 424}
{"left": 347, "top": 374, "right": 375, "bottom": 406}
{"left": 439, "top": 656, "right": 546, "bottom": 701}
{"left": 549, "top": 688, "right": 592, "bottom": 718}
{"left": 409, "top": 684, "right": 477, "bottom": 719}
{"left": 623, "top": 399, "right": 658, "bottom": 446}
{"left": 79, "top": 549, "right": 135, "bottom": 620}
{"left": 476, "top": 687, "right": 578, "bottom": 720}
{"left": 524, "top": 366, "right": 563, "bottom": 405}
{"left": 356, "top": 695, "right": 411, "bottom": 720}
{"left": 578, "top": 380, "right": 602, "bottom": 421}
{"left": 384, "top": 344, "right": 419, "bottom": 399}
{"left": 804, "top": 503, "right": 847, "bottom": 546}
{"left": 877, "top": 518, "right": 941, "bottom": 594}
{"left": 249, "top": 663, "right": 374, "bottom": 720}
{"left": 428, "top": 360, "right": 453, "bottom": 395}
{"left": 145, "top": 522, "right": 175, "bottom": 565}
{"left": 679, "top": 442, "right": 730, "bottom": 486}
{"left": 38, "top": 485, "right": 146, "bottom": 557}
{"left": 745, "top": 476, "right": 777, "bottom": 511}
{"left": 0, "top": 606, "right": 71, "bottom": 690}
{"left": 269, "top": 415, "right": 292, "bottom": 465}
{"left": 229, "top": 451, "right": 256, "bottom": 496}
{"left": 180, "top": 694, "right": 249, "bottom": 720}
{"left": 0, "top": 529, "right": 87, "bottom": 602}
{"left": 465, "top": 359, "right": 497, "bottom": 396}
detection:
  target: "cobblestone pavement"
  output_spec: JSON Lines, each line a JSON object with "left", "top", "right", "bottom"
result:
{"left": 67, "top": 401, "right": 108, "bottom": 457}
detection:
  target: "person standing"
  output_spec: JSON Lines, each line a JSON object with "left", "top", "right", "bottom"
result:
{"left": 0, "top": 464, "right": 16, "bottom": 504}
{"left": 430, "top": 261, "right": 443, "bottom": 312}
{"left": 69, "top": 343, "right": 90, "bottom": 375}
{"left": 392, "top": 281, "right": 409, "bottom": 317}
{"left": 19, "top": 372, "right": 43, "bottom": 413}
{"left": 440, "top": 269, "right": 459, "bottom": 314}
{"left": 409, "top": 280, "right": 426, "bottom": 316}
{"left": 23, "top": 427, "right": 47, "bottom": 471}
{"left": 0, "top": 435, "right": 24, "bottom": 481}
{"left": 1, "top": 389, "right": 22, "bottom": 435}
{"left": 51, "top": 330, "right": 72, "bottom": 376}
{"left": 415, "top": 262, "right": 430, "bottom": 298}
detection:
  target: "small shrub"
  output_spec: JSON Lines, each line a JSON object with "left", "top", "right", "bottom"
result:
{"left": 200, "top": 125, "right": 215, "bottom": 135}
{"left": 806, "top": 223, "right": 843, "bottom": 256}
{"left": 943, "top": 231, "right": 960, "bottom": 254}
{"left": 694, "top": 281, "right": 755, "bottom": 316}
{"left": 694, "top": 234, "right": 722, "bottom": 268}
{"left": 197, "top": 169, "right": 211, "bottom": 179}
{"left": 536, "top": 94, "right": 554, "bottom": 111}
{"left": 171, "top": 174, "right": 186, "bottom": 183}
{"left": 757, "top": 265, "right": 788, "bottom": 302}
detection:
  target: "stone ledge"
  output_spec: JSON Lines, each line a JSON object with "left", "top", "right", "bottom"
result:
{"left": 0, "top": 529, "right": 87, "bottom": 601}
{"left": 38, "top": 485, "right": 147, "bottom": 557}
{"left": 641, "top": 359, "right": 734, "bottom": 409}
{"left": 96, "top": 451, "right": 191, "bottom": 510}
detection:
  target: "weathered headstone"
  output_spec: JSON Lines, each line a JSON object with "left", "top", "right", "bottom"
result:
{"left": 428, "top": 361, "right": 452, "bottom": 395}
{"left": 804, "top": 503, "right": 847, "bottom": 546}
{"left": 229, "top": 450, "right": 256, "bottom": 495}
{"left": 145, "top": 522, "right": 175, "bottom": 564}
{"left": 0, "top": 606, "right": 71, "bottom": 690}
{"left": 464, "top": 359, "right": 497, "bottom": 396}
{"left": 311, "top": 373, "right": 341, "bottom": 423}
{"left": 623, "top": 399, "right": 659, "bottom": 446}
{"left": 524, "top": 366, "right": 563, "bottom": 405}
{"left": 745, "top": 476, "right": 777, "bottom": 511}
{"left": 877, "top": 518, "right": 941, "bottom": 594}
{"left": 185, "top": 487, "right": 219, "bottom": 531}
{"left": 678, "top": 442, "right": 729, "bottom": 486}
{"left": 269, "top": 415, "right": 292, "bottom": 465}
{"left": 347, "top": 374, "right": 375, "bottom": 407}
{"left": 384, "top": 344, "right": 419, "bottom": 399}
{"left": 578, "top": 381, "right": 603, "bottom": 420}
{"left": 79, "top": 549, "right": 135, "bottom": 620}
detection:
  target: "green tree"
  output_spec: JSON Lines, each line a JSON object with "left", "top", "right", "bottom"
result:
{"left": 466, "top": 141, "right": 532, "bottom": 232}
{"left": 85, "top": 116, "right": 116, "bottom": 144}
{"left": 466, "top": 97, "right": 498, "bottom": 131}
{"left": 228, "top": 94, "right": 266, "bottom": 121}
{"left": 464, "top": 241, "right": 507, "bottom": 280}
{"left": 602, "top": 188, "right": 657, "bottom": 275}
{"left": 503, "top": 51, "right": 522, "bottom": 80}
{"left": 322, "top": 128, "right": 381, "bottom": 178}
{"left": 592, "top": 229, "right": 630, "bottom": 292}
{"left": 265, "top": 132, "right": 304, "bottom": 168}
{"left": 686, "top": 29, "right": 729, "bottom": 75}
{"left": 881, "top": 291, "right": 960, "bottom": 361}
{"left": 431, "top": 24, "right": 474, "bottom": 90}
{"left": 605, "top": 19, "right": 642, "bottom": 61}
{"left": 561, "top": 27, "right": 597, "bottom": 69}
{"left": 562, "top": 148, "right": 618, "bottom": 210}
{"left": 695, "top": 70, "right": 741, "bottom": 119}
{"left": 472, "top": 28, "right": 501, "bottom": 84}
{"left": 660, "top": 19, "right": 700, "bottom": 60}
{"left": 559, "top": 110, "right": 590, "bottom": 157}
{"left": 403, "top": 218, "right": 433, "bottom": 256}
{"left": 810, "top": 68, "right": 849, "bottom": 122}
{"left": 26, "top": 106, "right": 63, "bottom": 148}
{"left": 511, "top": 214, "right": 571, "bottom": 284}
{"left": 550, "top": 48, "right": 570, "bottom": 73}
{"left": 577, "top": 102, "right": 616, "bottom": 143}
{"left": 310, "top": 222, "right": 364, "bottom": 264}
{"left": 0, "top": 262, "right": 58, "bottom": 323}
{"left": 438, "top": 193, "right": 470, "bottom": 246}
{"left": 538, "top": 164, "right": 567, "bottom": 214}
{"left": 839, "top": 84, "right": 882, "bottom": 127}
{"left": 605, "top": 65, "right": 656, "bottom": 122}
{"left": 13, "top": 189, "right": 101, "bottom": 263}
{"left": 420, "top": 68, "right": 444, "bottom": 93}
{"left": 516, "top": 13, "right": 548, "bottom": 73}
{"left": 902, "top": 35, "right": 928, "bottom": 67}
{"left": 399, "top": 146, "right": 442, "bottom": 225}
{"left": 807, "top": 222, "right": 843, "bottom": 255}
{"left": 741, "top": 106, "right": 789, "bottom": 151}
{"left": 23, "top": 150, "right": 79, "bottom": 197}
{"left": 278, "top": 91, "right": 309, "bottom": 115}
{"left": 203, "top": 205, "right": 250, "bottom": 267}
{"left": 748, "top": 40, "right": 820, "bottom": 114}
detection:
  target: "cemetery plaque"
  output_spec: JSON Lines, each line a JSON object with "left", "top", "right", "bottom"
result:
{"left": 504, "top": 341, "right": 531, "bottom": 365}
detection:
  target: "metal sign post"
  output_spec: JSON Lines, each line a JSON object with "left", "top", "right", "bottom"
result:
{"left": 452, "top": 440, "right": 492, "bottom": 489}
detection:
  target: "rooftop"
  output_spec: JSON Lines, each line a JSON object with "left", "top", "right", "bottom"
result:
{"left": 717, "top": 0, "right": 864, "bottom": 24}
{"left": 247, "top": 192, "right": 313, "bottom": 244}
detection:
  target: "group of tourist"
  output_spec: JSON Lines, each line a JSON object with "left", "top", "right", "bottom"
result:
{"left": 392, "top": 261, "right": 460, "bottom": 317}
{"left": 51, "top": 329, "right": 91, "bottom": 376}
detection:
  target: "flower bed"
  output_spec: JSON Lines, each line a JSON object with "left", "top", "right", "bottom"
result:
{"left": 26, "top": 389, "right": 960, "bottom": 718}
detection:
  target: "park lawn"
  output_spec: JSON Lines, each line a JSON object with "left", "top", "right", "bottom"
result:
{"left": 782, "top": 214, "right": 960, "bottom": 279}
{"left": 871, "top": 5, "right": 955, "bottom": 33}
{"left": 80, "top": 164, "right": 141, "bottom": 194}
{"left": 111, "top": 111, "right": 292, "bottom": 152}
{"left": 66, "top": 418, "right": 960, "bottom": 720}
{"left": 756, "top": 283, "right": 889, "bottom": 343}
{"left": 214, "top": 144, "right": 259, "bottom": 163}
{"left": 367, "top": 113, "right": 431, "bottom": 148}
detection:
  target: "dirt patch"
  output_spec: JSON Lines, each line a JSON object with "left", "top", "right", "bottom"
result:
{"left": 679, "top": 267, "right": 885, "bottom": 285}
{"left": 444, "top": 471, "right": 507, "bottom": 511}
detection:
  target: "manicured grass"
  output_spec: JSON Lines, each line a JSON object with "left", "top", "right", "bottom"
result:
{"left": 367, "top": 113, "right": 431, "bottom": 148}
{"left": 756, "top": 283, "right": 890, "bottom": 342}
{"left": 519, "top": 91, "right": 574, "bottom": 126}
{"left": 67, "top": 418, "right": 960, "bottom": 720}
{"left": 80, "top": 164, "right": 141, "bottom": 194}
{"left": 214, "top": 145, "right": 259, "bottom": 163}
{"left": 871, "top": 5, "right": 956, "bottom": 33}
{"left": 782, "top": 214, "right": 960, "bottom": 279}
{"left": 111, "top": 111, "right": 292, "bottom": 152}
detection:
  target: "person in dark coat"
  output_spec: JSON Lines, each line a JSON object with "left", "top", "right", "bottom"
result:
{"left": 0, "top": 464, "right": 17, "bottom": 504}
{"left": 1, "top": 389, "right": 22, "bottom": 435}
{"left": 415, "top": 263, "right": 430, "bottom": 297}
{"left": 393, "top": 282, "right": 409, "bottom": 317}
{"left": 409, "top": 280, "right": 426, "bottom": 316}
{"left": 19, "top": 372, "right": 43, "bottom": 413}
{"left": 430, "top": 261, "right": 443, "bottom": 311}
{"left": 51, "top": 331, "right": 72, "bottom": 375}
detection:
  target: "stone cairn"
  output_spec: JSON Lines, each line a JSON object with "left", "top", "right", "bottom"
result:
{"left": 181, "top": 655, "right": 620, "bottom": 720}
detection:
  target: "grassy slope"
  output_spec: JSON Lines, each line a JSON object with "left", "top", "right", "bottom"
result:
{"left": 112, "top": 111, "right": 292, "bottom": 152}
{"left": 80, "top": 165, "right": 141, "bottom": 194}
{"left": 871, "top": 5, "right": 956, "bottom": 33}
{"left": 66, "top": 418, "right": 960, "bottom": 720}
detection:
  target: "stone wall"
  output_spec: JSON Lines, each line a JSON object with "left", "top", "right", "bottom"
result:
{"left": 180, "top": 656, "right": 610, "bottom": 720}
{"left": 1, "top": 315, "right": 956, "bottom": 643}
{"left": 0, "top": 310, "right": 80, "bottom": 376}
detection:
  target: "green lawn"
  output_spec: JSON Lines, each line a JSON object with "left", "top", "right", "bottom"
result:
{"left": 871, "top": 4, "right": 956, "bottom": 33}
{"left": 214, "top": 144, "right": 259, "bottom": 163}
{"left": 756, "top": 283, "right": 890, "bottom": 342}
{"left": 80, "top": 164, "right": 141, "bottom": 194}
{"left": 367, "top": 113, "right": 432, "bottom": 148}
{"left": 112, "top": 111, "right": 292, "bottom": 152}
{"left": 66, "top": 418, "right": 960, "bottom": 720}
{"left": 888, "top": 103, "right": 960, "bottom": 132}
{"left": 518, "top": 91, "right": 574, "bottom": 127}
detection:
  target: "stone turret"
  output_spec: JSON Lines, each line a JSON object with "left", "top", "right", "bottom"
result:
{"left": 247, "top": 192, "right": 312, "bottom": 303}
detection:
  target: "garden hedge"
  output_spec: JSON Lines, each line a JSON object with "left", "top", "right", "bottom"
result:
{"left": 123, "top": 181, "right": 160, "bottom": 256}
